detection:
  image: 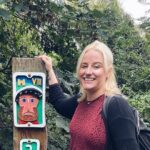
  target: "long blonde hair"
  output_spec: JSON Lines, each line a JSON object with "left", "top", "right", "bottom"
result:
{"left": 76, "top": 40, "right": 121, "bottom": 101}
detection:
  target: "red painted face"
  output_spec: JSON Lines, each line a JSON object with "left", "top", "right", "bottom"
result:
{"left": 18, "top": 94, "right": 39, "bottom": 122}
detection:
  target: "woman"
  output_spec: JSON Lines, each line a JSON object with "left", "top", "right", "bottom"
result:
{"left": 37, "top": 40, "right": 140, "bottom": 150}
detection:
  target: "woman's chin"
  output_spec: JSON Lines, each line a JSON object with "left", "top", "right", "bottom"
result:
{"left": 83, "top": 86, "right": 95, "bottom": 92}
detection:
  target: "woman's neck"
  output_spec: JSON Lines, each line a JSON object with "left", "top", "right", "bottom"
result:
{"left": 86, "top": 89, "right": 105, "bottom": 102}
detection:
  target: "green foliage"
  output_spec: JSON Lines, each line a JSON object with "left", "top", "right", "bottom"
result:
{"left": 0, "top": 16, "right": 44, "bottom": 149}
{"left": 129, "top": 93, "right": 150, "bottom": 127}
{"left": 46, "top": 103, "right": 70, "bottom": 150}
{"left": 0, "top": 70, "right": 13, "bottom": 149}
{"left": 0, "top": 17, "right": 43, "bottom": 72}
{"left": 0, "top": 0, "right": 150, "bottom": 149}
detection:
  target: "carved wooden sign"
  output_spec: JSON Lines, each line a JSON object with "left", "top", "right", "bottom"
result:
{"left": 13, "top": 72, "right": 46, "bottom": 128}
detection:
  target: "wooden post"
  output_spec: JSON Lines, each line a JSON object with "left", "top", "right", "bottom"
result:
{"left": 12, "top": 58, "right": 48, "bottom": 150}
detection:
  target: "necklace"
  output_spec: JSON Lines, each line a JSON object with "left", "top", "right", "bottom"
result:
{"left": 86, "top": 99, "right": 97, "bottom": 105}
{"left": 87, "top": 101, "right": 91, "bottom": 105}
{"left": 86, "top": 94, "right": 104, "bottom": 105}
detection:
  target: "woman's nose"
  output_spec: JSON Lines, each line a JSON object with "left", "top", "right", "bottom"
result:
{"left": 85, "top": 67, "right": 92, "bottom": 74}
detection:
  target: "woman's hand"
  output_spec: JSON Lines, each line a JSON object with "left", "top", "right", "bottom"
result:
{"left": 36, "top": 55, "right": 58, "bottom": 85}
{"left": 36, "top": 55, "right": 53, "bottom": 73}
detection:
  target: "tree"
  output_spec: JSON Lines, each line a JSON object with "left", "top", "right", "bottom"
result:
{"left": 0, "top": 0, "right": 149, "bottom": 149}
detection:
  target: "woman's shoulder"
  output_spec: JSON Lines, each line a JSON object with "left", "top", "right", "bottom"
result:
{"left": 109, "top": 94, "right": 129, "bottom": 107}
{"left": 107, "top": 95, "right": 134, "bottom": 118}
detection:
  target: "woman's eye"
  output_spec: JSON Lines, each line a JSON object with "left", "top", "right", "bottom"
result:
{"left": 22, "top": 98, "right": 26, "bottom": 102}
{"left": 94, "top": 64, "right": 100, "bottom": 68}
{"left": 80, "top": 64, "right": 88, "bottom": 68}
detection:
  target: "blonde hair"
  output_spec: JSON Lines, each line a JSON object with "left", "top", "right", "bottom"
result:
{"left": 76, "top": 40, "right": 121, "bottom": 101}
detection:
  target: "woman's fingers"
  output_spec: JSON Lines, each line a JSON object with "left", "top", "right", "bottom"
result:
{"left": 35, "top": 55, "right": 53, "bottom": 71}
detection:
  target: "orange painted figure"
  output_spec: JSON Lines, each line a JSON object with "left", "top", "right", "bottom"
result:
{"left": 15, "top": 88, "right": 42, "bottom": 124}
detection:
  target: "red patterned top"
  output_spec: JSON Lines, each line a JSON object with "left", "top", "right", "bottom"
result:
{"left": 69, "top": 95, "right": 106, "bottom": 150}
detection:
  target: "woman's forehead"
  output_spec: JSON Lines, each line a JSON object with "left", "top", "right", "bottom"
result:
{"left": 82, "top": 50, "right": 103, "bottom": 60}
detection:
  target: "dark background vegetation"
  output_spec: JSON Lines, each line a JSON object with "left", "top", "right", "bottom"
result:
{"left": 0, "top": 0, "right": 149, "bottom": 149}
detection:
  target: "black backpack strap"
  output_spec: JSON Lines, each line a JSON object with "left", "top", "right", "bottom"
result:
{"left": 103, "top": 95, "right": 125, "bottom": 119}
{"left": 102, "top": 96, "right": 113, "bottom": 150}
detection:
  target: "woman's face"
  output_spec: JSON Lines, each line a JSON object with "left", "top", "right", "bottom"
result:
{"left": 79, "top": 50, "right": 108, "bottom": 94}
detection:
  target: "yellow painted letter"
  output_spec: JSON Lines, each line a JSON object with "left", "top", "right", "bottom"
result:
{"left": 32, "top": 78, "right": 37, "bottom": 85}
{"left": 18, "top": 79, "right": 25, "bottom": 86}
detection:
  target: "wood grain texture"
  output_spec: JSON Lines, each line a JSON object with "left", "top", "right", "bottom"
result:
{"left": 12, "top": 57, "right": 48, "bottom": 150}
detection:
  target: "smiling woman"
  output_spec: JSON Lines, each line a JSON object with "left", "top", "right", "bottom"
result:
{"left": 78, "top": 50, "right": 106, "bottom": 101}
{"left": 76, "top": 41, "right": 121, "bottom": 102}
{"left": 37, "top": 40, "right": 140, "bottom": 150}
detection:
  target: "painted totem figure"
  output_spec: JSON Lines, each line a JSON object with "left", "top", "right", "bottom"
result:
{"left": 15, "top": 88, "right": 42, "bottom": 124}
{"left": 13, "top": 72, "right": 46, "bottom": 128}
